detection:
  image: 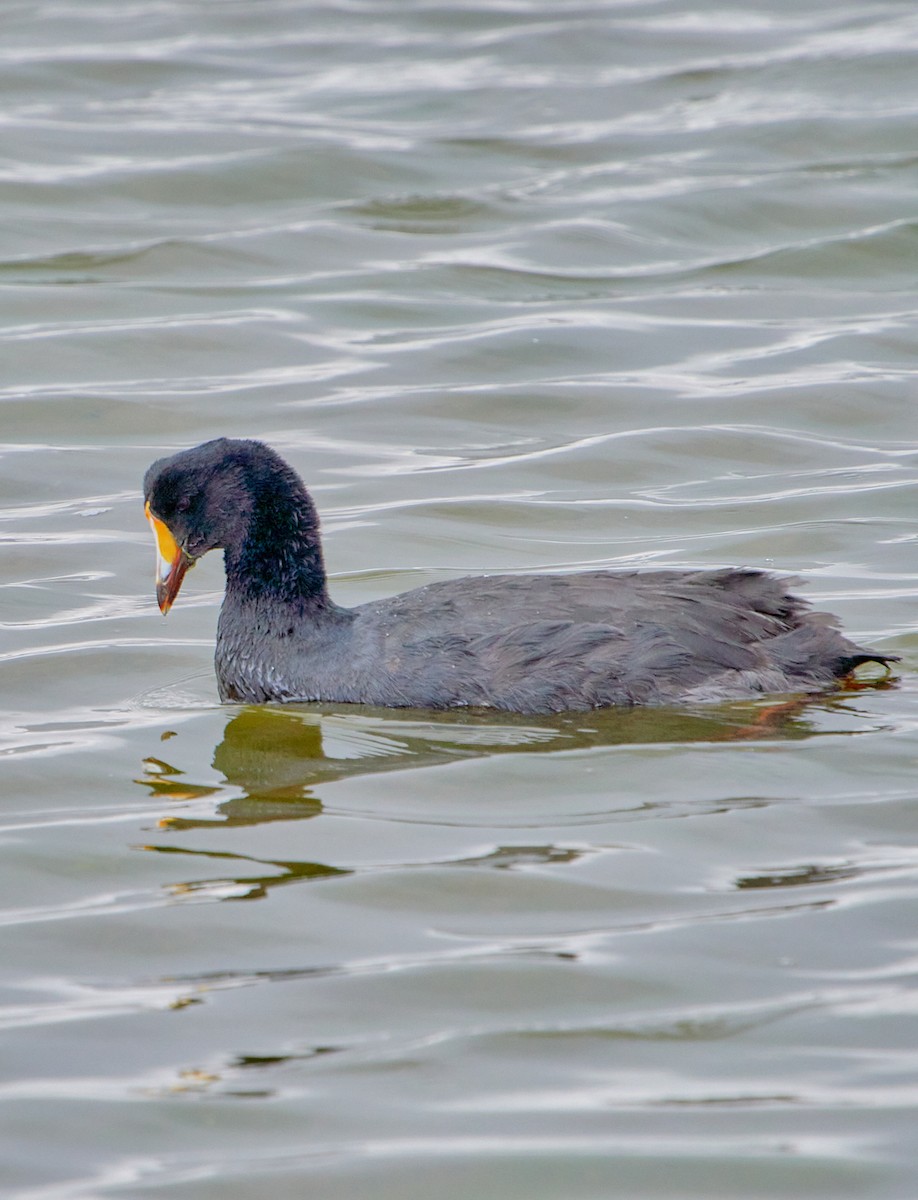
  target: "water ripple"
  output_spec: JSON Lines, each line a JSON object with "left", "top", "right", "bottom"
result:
{"left": 2, "top": 1, "right": 917, "bottom": 1196}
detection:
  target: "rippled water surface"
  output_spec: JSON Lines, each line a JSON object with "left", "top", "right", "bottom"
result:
{"left": 2, "top": 1, "right": 918, "bottom": 1196}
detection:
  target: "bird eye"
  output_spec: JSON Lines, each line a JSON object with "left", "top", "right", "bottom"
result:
{"left": 176, "top": 495, "right": 191, "bottom": 514}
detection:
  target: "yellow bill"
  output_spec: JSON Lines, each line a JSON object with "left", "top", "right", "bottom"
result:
{"left": 145, "top": 500, "right": 191, "bottom": 614}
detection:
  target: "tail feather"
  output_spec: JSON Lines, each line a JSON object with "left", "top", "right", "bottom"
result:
{"left": 835, "top": 649, "right": 900, "bottom": 675}
{"left": 768, "top": 620, "right": 898, "bottom": 683}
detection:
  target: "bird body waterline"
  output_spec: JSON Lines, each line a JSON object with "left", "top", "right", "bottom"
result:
{"left": 143, "top": 438, "right": 897, "bottom": 713}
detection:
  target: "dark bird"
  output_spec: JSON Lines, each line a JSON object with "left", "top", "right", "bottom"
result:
{"left": 143, "top": 438, "right": 897, "bottom": 712}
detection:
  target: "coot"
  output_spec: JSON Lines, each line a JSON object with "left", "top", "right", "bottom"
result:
{"left": 144, "top": 438, "right": 896, "bottom": 711}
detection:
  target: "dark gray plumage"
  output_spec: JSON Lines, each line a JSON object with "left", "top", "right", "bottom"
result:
{"left": 143, "top": 438, "right": 897, "bottom": 713}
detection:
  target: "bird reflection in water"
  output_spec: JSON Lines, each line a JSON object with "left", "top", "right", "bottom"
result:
{"left": 133, "top": 694, "right": 873, "bottom": 901}
{"left": 136, "top": 708, "right": 338, "bottom": 900}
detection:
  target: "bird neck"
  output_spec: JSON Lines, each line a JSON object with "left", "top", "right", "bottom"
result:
{"left": 224, "top": 477, "right": 331, "bottom": 612}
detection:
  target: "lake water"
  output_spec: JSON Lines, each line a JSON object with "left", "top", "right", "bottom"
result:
{"left": 2, "top": 1, "right": 918, "bottom": 1196}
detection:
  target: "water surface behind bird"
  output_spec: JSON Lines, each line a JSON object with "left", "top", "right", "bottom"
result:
{"left": 1, "top": 2, "right": 918, "bottom": 1197}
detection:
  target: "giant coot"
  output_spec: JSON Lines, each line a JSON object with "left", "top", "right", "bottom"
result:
{"left": 144, "top": 438, "right": 896, "bottom": 711}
